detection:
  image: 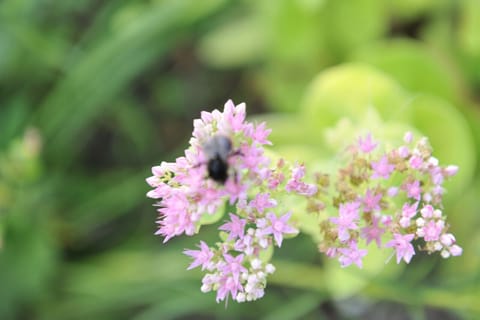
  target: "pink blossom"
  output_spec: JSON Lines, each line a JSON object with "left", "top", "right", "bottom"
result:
{"left": 219, "top": 214, "right": 247, "bottom": 241}
{"left": 397, "top": 146, "right": 410, "bottom": 158}
{"left": 399, "top": 202, "right": 419, "bottom": 227}
{"left": 409, "top": 155, "right": 423, "bottom": 170}
{"left": 184, "top": 241, "right": 214, "bottom": 270}
{"left": 440, "top": 233, "right": 456, "bottom": 247}
{"left": 224, "top": 179, "right": 247, "bottom": 204}
{"left": 262, "top": 212, "right": 298, "bottom": 247}
{"left": 357, "top": 133, "right": 378, "bottom": 153}
{"left": 422, "top": 220, "right": 444, "bottom": 242}
{"left": 250, "top": 193, "right": 277, "bottom": 214}
{"left": 386, "top": 233, "right": 415, "bottom": 264}
{"left": 361, "top": 215, "right": 385, "bottom": 247}
{"left": 404, "top": 180, "right": 421, "bottom": 200}
{"left": 338, "top": 241, "right": 368, "bottom": 268}
{"left": 216, "top": 276, "right": 243, "bottom": 303}
{"left": 330, "top": 202, "right": 360, "bottom": 242}
{"left": 420, "top": 205, "right": 434, "bottom": 219}
{"left": 362, "top": 189, "right": 382, "bottom": 212}
{"left": 444, "top": 165, "right": 459, "bottom": 177}
{"left": 249, "top": 122, "right": 272, "bottom": 145}
{"left": 387, "top": 187, "right": 399, "bottom": 197}
{"left": 222, "top": 253, "right": 247, "bottom": 282}
{"left": 285, "top": 164, "right": 317, "bottom": 196}
{"left": 404, "top": 131, "right": 413, "bottom": 143}
{"left": 371, "top": 156, "right": 395, "bottom": 179}
{"left": 450, "top": 245, "right": 463, "bottom": 256}
{"left": 222, "top": 100, "right": 245, "bottom": 133}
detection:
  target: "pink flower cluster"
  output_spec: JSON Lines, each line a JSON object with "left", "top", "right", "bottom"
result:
{"left": 320, "top": 132, "right": 462, "bottom": 267}
{"left": 147, "top": 100, "right": 317, "bottom": 303}
{"left": 147, "top": 100, "right": 463, "bottom": 303}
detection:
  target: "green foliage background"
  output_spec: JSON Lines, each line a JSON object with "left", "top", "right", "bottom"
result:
{"left": 1, "top": 0, "right": 479, "bottom": 319}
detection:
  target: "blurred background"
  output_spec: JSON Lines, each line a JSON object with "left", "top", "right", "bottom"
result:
{"left": 1, "top": 0, "right": 480, "bottom": 319}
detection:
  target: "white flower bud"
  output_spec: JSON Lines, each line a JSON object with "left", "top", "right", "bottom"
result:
{"left": 201, "top": 284, "right": 211, "bottom": 293}
{"left": 236, "top": 292, "right": 246, "bottom": 302}
{"left": 441, "top": 250, "right": 450, "bottom": 259}
{"left": 416, "top": 217, "right": 425, "bottom": 227}
{"left": 428, "top": 157, "right": 439, "bottom": 166}
{"left": 417, "top": 228, "right": 425, "bottom": 237}
{"left": 251, "top": 258, "right": 262, "bottom": 270}
{"left": 266, "top": 263, "right": 276, "bottom": 274}
{"left": 433, "top": 242, "right": 442, "bottom": 251}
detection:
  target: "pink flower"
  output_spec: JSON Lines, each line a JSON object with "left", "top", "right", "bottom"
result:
{"left": 216, "top": 276, "right": 243, "bottom": 303}
{"left": 387, "top": 187, "right": 399, "bottom": 197}
{"left": 422, "top": 220, "right": 444, "bottom": 242}
{"left": 222, "top": 253, "right": 247, "bottom": 281}
{"left": 397, "top": 146, "right": 410, "bottom": 158}
{"left": 399, "top": 202, "right": 419, "bottom": 227}
{"left": 450, "top": 245, "right": 463, "bottom": 256}
{"left": 409, "top": 155, "right": 423, "bottom": 170}
{"left": 250, "top": 193, "right": 277, "bottom": 214}
{"left": 338, "top": 241, "right": 368, "bottom": 268}
{"left": 404, "top": 131, "right": 413, "bottom": 143}
{"left": 420, "top": 205, "right": 434, "bottom": 219}
{"left": 248, "top": 122, "right": 272, "bottom": 145}
{"left": 330, "top": 201, "right": 360, "bottom": 242}
{"left": 404, "top": 180, "right": 421, "bottom": 200}
{"left": 361, "top": 215, "right": 385, "bottom": 247}
{"left": 386, "top": 233, "right": 415, "bottom": 264}
{"left": 362, "top": 189, "right": 382, "bottom": 212}
{"left": 224, "top": 179, "right": 247, "bottom": 204}
{"left": 444, "top": 165, "right": 459, "bottom": 177}
{"left": 371, "top": 156, "right": 395, "bottom": 179}
{"left": 262, "top": 212, "right": 298, "bottom": 247}
{"left": 285, "top": 164, "right": 317, "bottom": 196}
{"left": 357, "top": 133, "right": 378, "bottom": 153}
{"left": 184, "top": 241, "right": 214, "bottom": 270}
{"left": 219, "top": 213, "right": 247, "bottom": 241}
{"left": 222, "top": 100, "right": 245, "bottom": 133}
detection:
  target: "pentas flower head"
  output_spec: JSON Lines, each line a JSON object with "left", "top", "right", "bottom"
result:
{"left": 147, "top": 100, "right": 316, "bottom": 304}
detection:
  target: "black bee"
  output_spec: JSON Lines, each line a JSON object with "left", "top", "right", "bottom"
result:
{"left": 202, "top": 135, "right": 235, "bottom": 184}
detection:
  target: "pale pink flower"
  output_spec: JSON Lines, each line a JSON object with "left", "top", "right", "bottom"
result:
{"left": 219, "top": 214, "right": 247, "bottom": 241}
{"left": 444, "top": 165, "right": 459, "bottom": 177}
{"left": 361, "top": 215, "right": 385, "bottom": 247}
{"left": 371, "top": 156, "right": 395, "bottom": 179}
{"left": 362, "top": 188, "right": 382, "bottom": 212}
{"left": 285, "top": 164, "right": 317, "bottom": 196}
{"left": 184, "top": 241, "right": 214, "bottom": 270}
{"left": 404, "top": 131, "right": 413, "bottom": 143}
{"left": 338, "top": 241, "right": 368, "bottom": 268}
{"left": 358, "top": 133, "right": 378, "bottom": 153}
{"left": 450, "top": 245, "right": 463, "bottom": 256}
{"left": 330, "top": 201, "right": 360, "bottom": 242}
{"left": 409, "top": 155, "right": 423, "bottom": 170}
{"left": 399, "top": 202, "right": 419, "bottom": 227}
{"left": 386, "top": 233, "right": 415, "bottom": 264}
{"left": 404, "top": 180, "right": 421, "bottom": 200}
{"left": 422, "top": 220, "right": 444, "bottom": 242}
{"left": 249, "top": 193, "right": 277, "bottom": 214}
{"left": 262, "top": 212, "right": 298, "bottom": 247}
